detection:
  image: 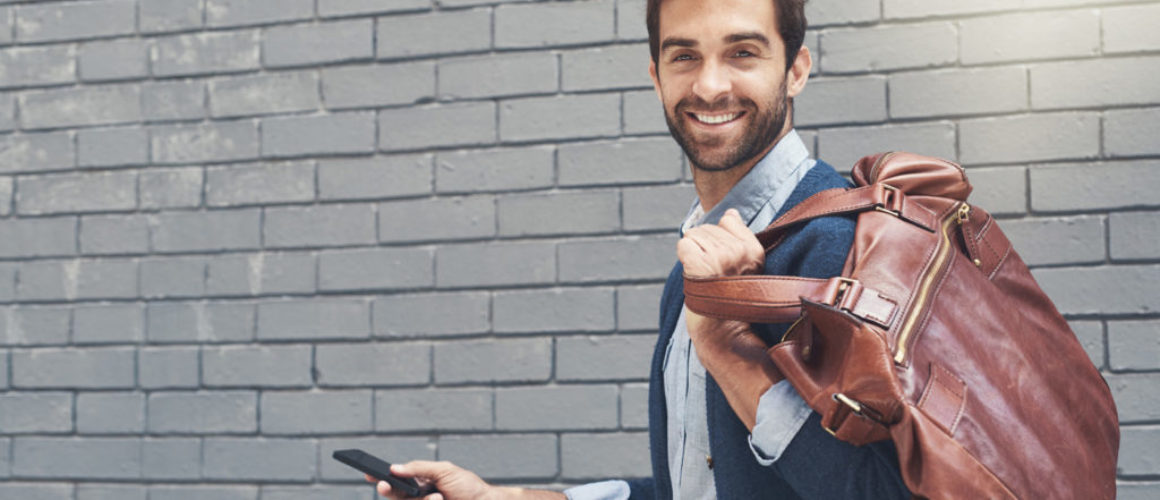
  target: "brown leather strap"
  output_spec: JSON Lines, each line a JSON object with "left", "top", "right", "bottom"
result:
{"left": 684, "top": 275, "right": 899, "bottom": 328}
{"left": 755, "top": 183, "right": 937, "bottom": 251}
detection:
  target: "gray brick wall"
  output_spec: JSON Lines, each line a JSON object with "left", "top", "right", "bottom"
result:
{"left": 0, "top": 0, "right": 1155, "bottom": 497}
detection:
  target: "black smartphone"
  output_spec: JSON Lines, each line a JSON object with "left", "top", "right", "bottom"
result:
{"left": 332, "top": 448, "right": 438, "bottom": 497}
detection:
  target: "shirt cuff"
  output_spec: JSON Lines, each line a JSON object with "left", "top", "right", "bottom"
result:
{"left": 748, "top": 379, "right": 813, "bottom": 466}
{"left": 563, "top": 480, "right": 632, "bottom": 500}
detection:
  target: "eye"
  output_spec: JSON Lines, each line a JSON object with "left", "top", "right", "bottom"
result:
{"left": 733, "top": 49, "right": 755, "bottom": 58}
{"left": 672, "top": 53, "right": 696, "bottom": 62}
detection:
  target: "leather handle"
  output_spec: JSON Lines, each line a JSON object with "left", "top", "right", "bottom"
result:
{"left": 684, "top": 275, "right": 838, "bottom": 323}
{"left": 755, "top": 183, "right": 937, "bottom": 251}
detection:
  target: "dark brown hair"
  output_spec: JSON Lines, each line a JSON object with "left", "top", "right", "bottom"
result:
{"left": 646, "top": 0, "right": 808, "bottom": 70}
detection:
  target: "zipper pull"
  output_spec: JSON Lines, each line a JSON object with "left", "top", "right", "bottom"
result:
{"left": 956, "top": 203, "right": 971, "bottom": 225}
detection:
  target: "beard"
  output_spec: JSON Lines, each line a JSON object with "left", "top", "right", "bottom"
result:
{"left": 663, "top": 79, "right": 789, "bottom": 172}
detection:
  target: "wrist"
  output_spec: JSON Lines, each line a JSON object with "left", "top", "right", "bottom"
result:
{"left": 488, "top": 486, "right": 567, "bottom": 500}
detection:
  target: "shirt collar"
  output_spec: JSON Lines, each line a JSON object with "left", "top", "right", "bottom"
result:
{"left": 681, "top": 129, "right": 811, "bottom": 234}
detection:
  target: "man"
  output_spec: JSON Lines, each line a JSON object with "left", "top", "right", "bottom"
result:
{"left": 372, "top": 0, "right": 910, "bottom": 498}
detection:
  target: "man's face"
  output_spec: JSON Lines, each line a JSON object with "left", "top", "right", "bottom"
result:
{"left": 650, "top": 0, "right": 797, "bottom": 172}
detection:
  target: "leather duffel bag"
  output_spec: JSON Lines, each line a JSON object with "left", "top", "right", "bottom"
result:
{"left": 684, "top": 152, "right": 1119, "bottom": 499}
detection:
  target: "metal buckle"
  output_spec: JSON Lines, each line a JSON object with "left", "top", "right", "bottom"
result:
{"left": 824, "top": 393, "right": 865, "bottom": 436}
{"left": 831, "top": 277, "right": 857, "bottom": 308}
{"left": 873, "top": 183, "right": 901, "bottom": 217}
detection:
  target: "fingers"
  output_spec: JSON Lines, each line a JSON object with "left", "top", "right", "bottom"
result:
{"left": 678, "top": 208, "right": 764, "bottom": 278}
{"left": 718, "top": 208, "right": 758, "bottom": 243}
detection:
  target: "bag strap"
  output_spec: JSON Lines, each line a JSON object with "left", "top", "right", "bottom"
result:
{"left": 755, "top": 183, "right": 937, "bottom": 251}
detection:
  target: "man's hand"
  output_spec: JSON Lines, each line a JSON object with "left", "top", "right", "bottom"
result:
{"left": 367, "top": 460, "right": 565, "bottom": 500}
{"left": 677, "top": 208, "right": 765, "bottom": 279}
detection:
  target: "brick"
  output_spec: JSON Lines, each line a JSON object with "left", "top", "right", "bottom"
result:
{"left": 0, "top": 263, "right": 14, "bottom": 302}
{"left": 621, "top": 383, "right": 649, "bottom": 428}
{"left": 73, "top": 303, "right": 145, "bottom": 344}
{"left": 0, "top": 436, "right": 6, "bottom": 474}
{"left": 500, "top": 94, "right": 620, "bottom": 142}
{"left": 0, "top": 177, "right": 9, "bottom": 215}
{"left": 1030, "top": 161, "right": 1160, "bottom": 212}
{"left": 149, "top": 485, "right": 258, "bottom": 500}
{"left": 494, "top": 287, "right": 615, "bottom": 334}
{"left": 80, "top": 215, "right": 148, "bottom": 255}
{"left": 966, "top": 167, "right": 1027, "bottom": 216}
{"left": 2, "top": 306, "right": 70, "bottom": 345}
{"left": 438, "top": 434, "right": 557, "bottom": 480}
{"left": 821, "top": 23, "right": 955, "bottom": 73}
{"left": 0, "top": 484, "right": 73, "bottom": 500}
{"left": 499, "top": 190, "right": 619, "bottom": 237}
{"left": 623, "top": 89, "right": 667, "bottom": 135}
{"left": 320, "top": 155, "right": 432, "bottom": 200}
{"left": 0, "top": 8, "right": 10, "bottom": 45}
{"left": 316, "top": 341, "right": 430, "bottom": 386}
{"left": 0, "top": 92, "right": 13, "bottom": 131}
{"left": 147, "top": 301, "right": 254, "bottom": 343}
{"left": 15, "top": 260, "right": 75, "bottom": 301}
{"left": 960, "top": 113, "right": 1099, "bottom": 165}
{"left": 318, "top": 248, "right": 434, "bottom": 292}
{"left": 496, "top": 0, "right": 614, "bottom": 48}
{"left": 15, "top": 0, "right": 135, "bottom": 42}
{"left": 206, "top": 161, "right": 314, "bottom": 206}
{"left": 562, "top": 44, "right": 650, "bottom": 92}
{"left": 561, "top": 432, "right": 650, "bottom": 479}
{"left": 78, "top": 127, "right": 149, "bottom": 168}
{"left": 1106, "top": 107, "right": 1160, "bottom": 158}
{"left": 318, "top": 436, "right": 436, "bottom": 480}
{"left": 261, "top": 486, "right": 366, "bottom": 500}
{"left": 204, "top": 255, "right": 256, "bottom": 296}
{"left": 142, "top": 80, "right": 206, "bottom": 122}
{"left": 79, "top": 38, "right": 148, "bottom": 82}
{"left": 961, "top": 10, "right": 1098, "bottom": 65}
{"left": 435, "top": 147, "right": 553, "bottom": 194}
{"left": 140, "top": 256, "right": 205, "bottom": 298}
{"left": 1109, "top": 321, "right": 1160, "bottom": 371}
{"left": 261, "top": 390, "right": 373, "bottom": 434}
{"left": 209, "top": 71, "right": 319, "bottom": 118}
{"left": 379, "top": 102, "right": 496, "bottom": 151}
{"left": 202, "top": 345, "right": 312, "bottom": 388}
{"left": 379, "top": 195, "right": 495, "bottom": 242}
{"left": 794, "top": 76, "right": 886, "bottom": 126}
{"left": 0, "top": 132, "right": 73, "bottom": 173}
{"left": 138, "top": 346, "right": 199, "bottom": 389}
{"left": 149, "top": 209, "right": 261, "bottom": 252}
{"left": 76, "top": 392, "right": 144, "bottom": 434}
{"left": 1034, "top": 265, "right": 1160, "bottom": 316}
{"left": 997, "top": 216, "right": 1105, "bottom": 266}
{"left": 818, "top": 121, "right": 957, "bottom": 171}
{"left": 558, "top": 138, "right": 684, "bottom": 186}
{"left": 889, "top": 67, "right": 1026, "bottom": 120}
{"left": 78, "top": 484, "right": 146, "bottom": 500}
{"left": 12, "top": 437, "right": 140, "bottom": 479}
{"left": 17, "top": 171, "right": 137, "bottom": 215}
{"left": 441, "top": 52, "right": 558, "bottom": 99}
{"left": 20, "top": 84, "right": 141, "bottom": 129}
{"left": 1111, "top": 211, "right": 1160, "bottom": 261}
{"left": 436, "top": 337, "right": 551, "bottom": 384}
{"left": 1119, "top": 426, "right": 1160, "bottom": 477}
{"left": 319, "top": 0, "right": 430, "bottom": 17}
{"left": 1104, "top": 4, "right": 1160, "bottom": 54}
{"left": 557, "top": 335, "right": 654, "bottom": 381}
{"left": 807, "top": 0, "right": 881, "bottom": 26}
{"left": 77, "top": 259, "right": 139, "bottom": 300}
{"left": 373, "top": 292, "right": 489, "bottom": 338}
{"left": 375, "top": 388, "right": 492, "bottom": 431}
{"left": 1069, "top": 320, "right": 1104, "bottom": 369}
{"left": 151, "top": 121, "right": 259, "bottom": 165}
{"left": 264, "top": 20, "right": 373, "bottom": 68}
{"left": 12, "top": 347, "right": 135, "bottom": 389}
{"left": 0, "top": 45, "right": 75, "bottom": 88}
{"left": 264, "top": 204, "right": 376, "bottom": 247}
{"left": 622, "top": 184, "right": 694, "bottom": 231}
{"left": 152, "top": 31, "right": 261, "bottom": 77}
{"left": 262, "top": 112, "right": 376, "bottom": 157}
{"left": 436, "top": 241, "right": 555, "bottom": 288}
{"left": 139, "top": 0, "right": 204, "bottom": 34}
{"left": 617, "top": 0, "right": 646, "bottom": 40}
{"left": 206, "top": 0, "right": 313, "bottom": 27}
{"left": 1032, "top": 57, "right": 1160, "bottom": 110}
{"left": 257, "top": 298, "right": 371, "bottom": 340}
{"left": 559, "top": 234, "right": 677, "bottom": 282}
{"left": 203, "top": 438, "right": 315, "bottom": 481}
{"left": 0, "top": 392, "right": 72, "bottom": 433}
{"left": 322, "top": 62, "right": 435, "bottom": 109}
{"left": 1118, "top": 482, "right": 1160, "bottom": 500}
{"left": 618, "top": 283, "right": 664, "bottom": 331}
{"left": 376, "top": 9, "right": 491, "bottom": 59}
{"left": 883, "top": 0, "right": 1007, "bottom": 19}
{"left": 497, "top": 385, "right": 618, "bottom": 430}
{"left": 139, "top": 165, "right": 201, "bottom": 209}
{"left": 218, "top": 252, "right": 314, "bottom": 295}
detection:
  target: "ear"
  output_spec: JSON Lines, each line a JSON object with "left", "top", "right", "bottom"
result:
{"left": 785, "top": 45, "right": 812, "bottom": 98}
{"left": 649, "top": 59, "right": 662, "bottom": 102}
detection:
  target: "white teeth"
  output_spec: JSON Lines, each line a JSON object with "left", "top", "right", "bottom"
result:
{"left": 694, "top": 112, "right": 739, "bottom": 124}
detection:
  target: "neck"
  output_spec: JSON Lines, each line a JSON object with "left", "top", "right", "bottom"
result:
{"left": 692, "top": 127, "right": 792, "bottom": 213}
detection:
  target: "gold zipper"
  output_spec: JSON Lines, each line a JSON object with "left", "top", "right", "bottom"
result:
{"left": 892, "top": 202, "right": 970, "bottom": 364}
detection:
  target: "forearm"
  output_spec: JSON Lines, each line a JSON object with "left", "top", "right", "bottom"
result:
{"left": 695, "top": 320, "right": 780, "bottom": 431}
{"left": 490, "top": 486, "right": 567, "bottom": 500}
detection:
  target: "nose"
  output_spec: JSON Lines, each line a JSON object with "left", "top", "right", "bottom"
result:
{"left": 692, "top": 59, "right": 732, "bottom": 104}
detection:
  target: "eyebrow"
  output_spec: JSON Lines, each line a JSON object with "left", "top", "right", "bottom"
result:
{"left": 660, "top": 32, "right": 771, "bottom": 52}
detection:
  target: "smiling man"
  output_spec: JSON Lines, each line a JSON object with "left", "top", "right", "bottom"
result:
{"left": 371, "top": 0, "right": 910, "bottom": 499}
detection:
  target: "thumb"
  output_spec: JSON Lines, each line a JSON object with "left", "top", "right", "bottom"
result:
{"left": 391, "top": 460, "right": 451, "bottom": 480}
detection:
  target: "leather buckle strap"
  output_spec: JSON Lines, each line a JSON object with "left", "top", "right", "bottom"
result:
{"left": 822, "top": 277, "right": 898, "bottom": 329}
{"left": 873, "top": 183, "right": 902, "bottom": 216}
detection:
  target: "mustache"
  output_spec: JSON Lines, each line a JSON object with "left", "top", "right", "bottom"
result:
{"left": 675, "top": 96, "right": 756, "bottom": 113}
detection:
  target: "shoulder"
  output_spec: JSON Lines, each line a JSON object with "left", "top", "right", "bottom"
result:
{"left": 765, "top": 160, "right": 856, "bottom": 279}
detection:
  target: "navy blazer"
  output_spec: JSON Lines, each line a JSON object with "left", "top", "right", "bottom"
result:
{"left": 627, "top": 162, "right": 909, "bottom": 500}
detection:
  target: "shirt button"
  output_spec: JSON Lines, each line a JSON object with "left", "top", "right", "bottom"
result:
{"left": 706, "top": 455, "right": 713, "bottom": 469}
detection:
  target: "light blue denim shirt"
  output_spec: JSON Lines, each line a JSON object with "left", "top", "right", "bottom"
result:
{"left": 565, "top": 130, "right": 816, "bottom": 500}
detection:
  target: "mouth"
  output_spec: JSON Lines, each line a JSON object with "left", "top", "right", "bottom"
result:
{"left": 688, "top": 111, "right": 745, "bottom": 126}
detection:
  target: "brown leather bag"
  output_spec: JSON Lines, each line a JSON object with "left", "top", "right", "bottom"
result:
{"left": 684, "top": 153, "right": 1119, "bottom": 499}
